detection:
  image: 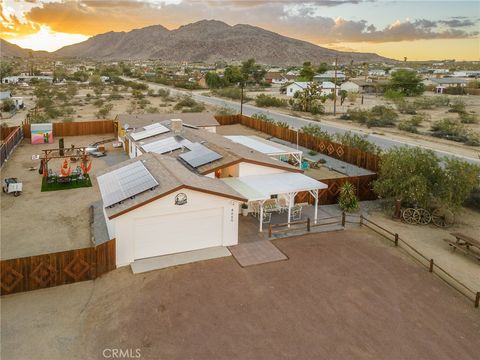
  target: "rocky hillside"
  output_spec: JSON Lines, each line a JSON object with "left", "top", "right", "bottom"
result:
{"left": 53, "top": 20, "right": 389, "bottom": 65}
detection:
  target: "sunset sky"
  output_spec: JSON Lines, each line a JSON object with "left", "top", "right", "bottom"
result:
{"left": 1, "top": 0, "right": 479, "bottom": 60}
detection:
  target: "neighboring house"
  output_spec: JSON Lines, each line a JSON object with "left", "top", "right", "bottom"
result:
{"left": 313, "top": 71, "right": 346, "bottom": 82}
{"left": 319, "top": 81, "right": 339, "bottom": 96}
{"left": 98, "top": 119, "right": 327, "bottom": 267}
{"left": 368, "top": 69, "right": 386, "bottom": 77}
{"left": 286, "top": 82, "right": 310, "bottom": 97}
{"left": 264, "top": 71, "right": 288, "bottom": 84}
{"left": 340, "top": 81, "right": 361, "bottom": 93}
{"left": 432, "top": 69, "right": 449, "bottom": 75}
{"left": 430, "top": 78, "right": 467, "bottom": 93}
{"left": 0, "top": 91, "right": 24, "bottom": 110}
{"left": 116, "top": 113, "right": 220, "bottom": 147}
{"left": 2, "top": 75, "right": 53, "bottom": 84}
{"left": 0, "top": 91, "right": 11, "bottom": 100}
{"left": 285, "top": 70, "right": 299, "bottom": 80}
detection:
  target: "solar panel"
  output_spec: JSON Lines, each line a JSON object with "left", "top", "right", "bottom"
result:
{"left": 179, "top": 143, "right": 223, "bottom": 168}
{"left": 142, "top": 136, "right": 193, "bottom": 154}
{"left": 98, "top": 161, "right": 158, "bottom": 207}
{"left": 130, "top": 123, "right": 169, "bottom": 141}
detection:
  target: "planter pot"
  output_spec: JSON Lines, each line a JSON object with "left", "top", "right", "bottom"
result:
{"left": 241, "top": 208, "right": 249, "bottom": 216}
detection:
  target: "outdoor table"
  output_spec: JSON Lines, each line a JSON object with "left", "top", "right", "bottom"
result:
{"left": 444, "top": 232, "right": 480, "bottom": 261}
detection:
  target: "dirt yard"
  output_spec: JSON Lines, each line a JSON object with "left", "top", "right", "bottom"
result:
{"left": 367, "top": 207, "right": 480, "bottom": 292}
{"left": 1, "top": 228, "right": 479, "bottom": 360}
{"left": 0, "top": 134, "right": 127, "bottom": 260}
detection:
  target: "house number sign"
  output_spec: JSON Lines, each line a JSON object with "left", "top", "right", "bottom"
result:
{"left": 175, "top": 193, "right": 187, "bottom": 205}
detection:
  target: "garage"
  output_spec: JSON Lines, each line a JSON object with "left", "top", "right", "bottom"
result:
{"left": 133, "top": 208, "right": 223, "bottom": 259}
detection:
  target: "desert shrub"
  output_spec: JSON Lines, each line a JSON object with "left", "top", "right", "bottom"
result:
{"left": 62, "top": 117, "right": 74, "bottom": 123}
{"left": 384, "top": 89, "right": 404, "bottom": 101}
{"left": 93, "top": 99, "right": 104, "bottom": 108}
{"left": 37, "top": 97, "right": 53, "bottom": 108}
{"left": 432, "top": 96, "right": 450, "bottom": 107}
{"left": 439, "top": 158, "right": 480, "bottom": 209}
{"left": 157, "top": 88, "right": 170, "bottom": 98}
{"left": 181, "top": 103, "right": 206, "bottom": 113}
{"left": 342, "top": 108, "right": 370, "bottom": 124}
{"left": 300, "top": 124, "right": 332, "bottom": 141}
{"left": 174, "top": 96, "right": 197, "bottom": 109}
{"left": 255, "top": 94, "right": 287, "bottom": 108}
{"left": 276, "top": 121, "right": 289, "bottom": 128}
{"left": 45, "top": 106, "right": 64, "bottom": 119}
{"left": 251, "top": 113, "right": 275, "bottom": 123}
{"left": 146, "top": 106, "right": 159, "bottom": 114}
{"left": 334, "top": 132, "right": 381, "bottom": 154}
{"left": 1, "top": 98, "right": 15, "bottom": 112}
{"left": 215, "top": 106, "right": 237, "bottom": 115}
{"left": 396, "top": 99, "right": 417, "bottom": 114}
{"left": 431, "top": 118, "right": 468, "bottom": 142}
{"left": 338, "top": 182, "right": 359, "bottom": 213}
{"left": 366, "top": 106, "right": 398, "bottom": 127}
{"left": 459, "top": 112, "right": 478, "bottom": 124}
{"left": 464, "top": 187, "right": 480, "bottom": 210}
{"left": 137, "top": 99, "right": 151, "bottom": 109}
{"left": 212, "top": 87, "right": 246, "bottom": 100}
{"left": 132, "top": 89, "right": 144, "bottom": 99}
{"left": 108, "top": 93, "right": 123, "bottom": 100}
{"left": 29, "top": 112, "right": 49, "bottom": 123}
{"left": 448, "top": 99, "right": 466, "bottom": 114}
{"left": 95, "top": 103, "right": 114, "bottom": 118}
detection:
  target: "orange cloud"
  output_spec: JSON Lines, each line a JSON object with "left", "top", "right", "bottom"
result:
{"left": 0, "top": 3, "right": 39, "bottom": 38}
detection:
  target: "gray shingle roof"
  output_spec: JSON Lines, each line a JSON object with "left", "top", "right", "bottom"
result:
{"left": 96, "top": 153, "right": 246, "bottom": 219}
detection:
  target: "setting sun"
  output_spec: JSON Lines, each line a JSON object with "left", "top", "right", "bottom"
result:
{"left": 7, "top": 26, "right": 89, "bottom": 52}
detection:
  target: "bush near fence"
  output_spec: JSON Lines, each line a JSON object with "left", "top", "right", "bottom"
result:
{"left": 0, "top": 239, "right": 116, "bottom": 296}
{"left": 215, "top": 115, "right": 380, "bottom": 172}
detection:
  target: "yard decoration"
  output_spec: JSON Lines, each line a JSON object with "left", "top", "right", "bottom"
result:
{"left": 60, "top": 159, "right": 72, "bottom": 177}
{"left": 81, "top": 160, "right": 92, "bottom": 175}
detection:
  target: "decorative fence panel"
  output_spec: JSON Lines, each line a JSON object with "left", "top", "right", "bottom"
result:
{"left": 0, "top": 126, "right": 23, "bottom": 167}
{"left": 0, "top": 239, "right": 116, "bottom": 296}
{"left": 296, "top": 174, "right": 378, "bottom": 205}
{"left": 23, "top": 120, "right": 115, "bottom": 138}
{"left": 215, "top": 115, "right": 381, "bottom": 172}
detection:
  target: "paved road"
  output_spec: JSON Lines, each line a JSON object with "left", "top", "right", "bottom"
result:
{"left": 127, "top": 77, "right": 480, "bottom": 165}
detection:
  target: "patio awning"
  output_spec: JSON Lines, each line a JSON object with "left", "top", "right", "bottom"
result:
{"left": 221, "top": 172, "right": 327, "bottom": 201}
{"left": 225, "top": 135, "right": 301, "bottom": 157}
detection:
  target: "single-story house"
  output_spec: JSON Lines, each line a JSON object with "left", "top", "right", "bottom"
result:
{"left": 286, "top": 82, "right": 310, "bottom": 97}
{"left": 97, "top": 154, "right": 246, "bottom": 267}
{"left": 368, "top": 69, "right": 386, "bottom": 77}
{"left": 319, "top": 81, "right": 340, "bottom": 96}
{"left": 430, "top": 78, "right": 467, "bottom": 93}
{"left": 314, "top": 71, "right": 346, "bottom": 82}
{"left": 264, "top": 71, "right": 288, "bottom": 85}
{"left": 0, "top": 91, "right": 24, "bottom": 110}
{"left": 1, "top": 75, "right": 53, "bottom": 84}
{"left": 98, "top": 120, "right": 328, "bottom": 266}
{"left": 340, "top": 81, "right": 361, "bottom": 93}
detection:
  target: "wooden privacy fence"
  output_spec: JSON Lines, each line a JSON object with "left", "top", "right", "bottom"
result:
{"left": 0, "top": 126, "right": 23, "bottom": 167}
{"left": 23, "top": 119, "right": 115, "bottom": 138}
{"left": 215, "top": 115, "right": 381, "bottom": 172}
{"left": 295, "top": 174, "right": 378, "bottom": 205}
{"left": 0, "top": 239, "right": 115, "bottom": 296}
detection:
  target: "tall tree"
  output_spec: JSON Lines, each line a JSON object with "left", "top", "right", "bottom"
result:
{"left": 388, "top": 69, "right": 424, "bottom": 96}
{"left": 299, "top": 62, "right": 315, "bottom": 81}
{"left": 0, "top": 62, "right": 13, "bottom": 83}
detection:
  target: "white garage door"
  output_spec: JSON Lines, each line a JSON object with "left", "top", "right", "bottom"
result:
{"left": 133, "top": 208, "right": 224, "bottom": 259}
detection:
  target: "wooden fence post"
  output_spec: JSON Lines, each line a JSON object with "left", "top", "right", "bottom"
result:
{"left": 394, "top": 233, "right": 399, "bottom": 246}
{"left": 341, "top": 212, "right": 346, "bottom": 227}
{"left": 475, "top": 292, "right": 480, "bottom": 308}
{"left": 429, "top": 259, "right": 434, "bottom": 272}
{"left": 268, "top": 224, "right": 272, "bottom": 238}
{"left": 359, "top": 214, "right": 363, "bottom": 226}
{"left": 307, "top": 217, "right": 311, "bottom": 232}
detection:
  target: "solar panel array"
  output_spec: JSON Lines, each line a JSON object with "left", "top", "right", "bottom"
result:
{"left": 179, "top": 143, "right": 223, "bottom": 168}
{"left": 98, "top": 161, "right": 158, "bottom": 207}
{"left": 142, "top": 136, "right": 193, "bottom": 154}
{"left": 130, "top": 123, "right": 170, "bottom": 141}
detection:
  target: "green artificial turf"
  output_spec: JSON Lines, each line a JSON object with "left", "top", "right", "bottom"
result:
{"left": 41, "top": 174, "right": 92, "bottom": 192}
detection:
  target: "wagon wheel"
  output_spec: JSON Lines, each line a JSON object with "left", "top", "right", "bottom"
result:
{"left": 432, "top": 208, "right": 454, "bottom": 228}
{"left": 402, "top": 208, "right": 417, "bottom": 224}
{"left": 415, "top": 208, "right": 431, "bottom": 225}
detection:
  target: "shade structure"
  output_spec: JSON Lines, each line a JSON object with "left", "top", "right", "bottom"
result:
{"left": 225, "top": 135, "right": 302, "bottom": 166}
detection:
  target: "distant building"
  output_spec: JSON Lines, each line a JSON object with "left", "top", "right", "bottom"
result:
{"left": 313, "top": 71, "right": 346, "bottom": 81}
{"left": 430, "top": 78, "right": 467, "bottom": 94}
{"left": 340, "top": 81, "right": 361, "bottom": 93}
{"left": 2, "top": 75, "right": 53, "bottom": 84}
{"left": 286, "top": 82, "right": 310, "bottom": 97}
{"left": 264, "top": 71, "right": 288, "bottom": 85}
{"left": 368, "top": 69, "right": 386, "bottom": 77}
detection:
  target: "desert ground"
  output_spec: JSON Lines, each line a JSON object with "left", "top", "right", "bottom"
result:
{"left": 0, "top": 134, "right": 127, "bottom": 259}
{"left": 2, "top": 228, "right": 479, "bottom": 360}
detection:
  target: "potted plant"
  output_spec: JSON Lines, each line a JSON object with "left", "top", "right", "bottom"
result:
{"left": 241, "top": 203, "right": 249, "bottom": 216}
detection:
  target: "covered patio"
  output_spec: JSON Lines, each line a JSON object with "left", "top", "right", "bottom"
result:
{"left": 222, "top": 172, "right": 328, "bottom": 232}
{"left": 225, "top": 135, "right": 303, "bottom": 167}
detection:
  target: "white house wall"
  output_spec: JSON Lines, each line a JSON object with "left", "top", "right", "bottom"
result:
{"left": 112, "top": 189, "right": 239, "bottom": 267}
{"left": 238, "top": 162, "right": 286, "bottom": 177}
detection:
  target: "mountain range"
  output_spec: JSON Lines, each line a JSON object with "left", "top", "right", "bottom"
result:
{"left": 1, "top": 20, "right": 390, "bottom": 65}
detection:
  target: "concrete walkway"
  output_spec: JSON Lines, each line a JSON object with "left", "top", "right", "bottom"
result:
{"left": 228, "top": 240, "right": 287, "bottom": 267}
{"left": 130, "top": 246, "right": 231, "bottom": 274}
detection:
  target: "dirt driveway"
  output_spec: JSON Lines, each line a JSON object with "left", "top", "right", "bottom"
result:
{"left": 0, "top": 135, "right": 127, "bottom": 259}
{"left": 2, "top": 228, "right": 479, "bottom": 360}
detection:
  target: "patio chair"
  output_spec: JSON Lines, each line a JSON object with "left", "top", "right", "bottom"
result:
{"left": 262, "top": 211, "right": 272, "bottom": 224}
{"left": 301, "top": 161, "right": 310, "bottom": 171}
{"left": 250, "top": 202, "right": 260, "bottom": 218}
{"left": 277, "top": 197, "right": 289, "bottom": 213}
{"left": 290, "top": 205, "right": 303, "bottom": 221}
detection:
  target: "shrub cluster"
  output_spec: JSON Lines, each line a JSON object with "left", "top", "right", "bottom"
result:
{"left": 255, "top": 94, "right": 288, "bottom": 108}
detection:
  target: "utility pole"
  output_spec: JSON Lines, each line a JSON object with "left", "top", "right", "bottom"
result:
{"left": 333, "top": 57, "right": 338, "bottom": 116}
{"left": 240, "top": 82, "right": 244, "bottom": 116}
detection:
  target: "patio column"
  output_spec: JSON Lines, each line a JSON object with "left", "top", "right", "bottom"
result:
{"left": 308, "top": 189, "right": 319, "bottom": 224}
{"left": 259, "top": 200, "right": 265, "bottom": 232}
{"left": 287, "top": 192, "right": 294, "bottom": 228}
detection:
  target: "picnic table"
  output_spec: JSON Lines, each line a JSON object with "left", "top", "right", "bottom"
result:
{"left": 444, "top": 232, "right": 480, "bottom": 261}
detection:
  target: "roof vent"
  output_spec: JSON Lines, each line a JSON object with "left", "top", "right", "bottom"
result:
{"left": 171, "top": 118, "right": 183, "bottom": 134}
